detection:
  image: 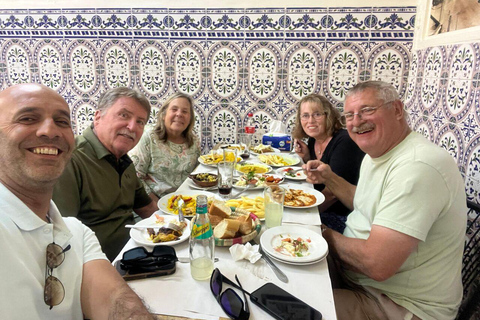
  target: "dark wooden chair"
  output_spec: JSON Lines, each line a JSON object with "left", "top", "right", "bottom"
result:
{"left": 456, "top": 200, "right": 480, "bottom": 320}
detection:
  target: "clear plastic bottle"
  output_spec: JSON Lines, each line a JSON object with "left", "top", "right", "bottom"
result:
{"left": 189, "top": 195, "right": 215, "bottom": 280}
{"left": 245, "top": 112, "right": 255, "bottom": 134}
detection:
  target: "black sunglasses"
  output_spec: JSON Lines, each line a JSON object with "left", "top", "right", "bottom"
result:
{"left": 44, "top": 242, "right": 71, "bottom": 309}
{"left": 210, "top": 268, "right": 250, "bottom": 320}
{"left": 121, "top": 246, "right": 177, "bottom": 274}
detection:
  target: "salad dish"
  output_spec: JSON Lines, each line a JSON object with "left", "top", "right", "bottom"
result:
{"left": 276, "top": 166, "right": 307, "bottom": 180}
{"left": 233, "top": 173, "right": 284, "bottom": 190}
{"left": 260, "top": 225, "right": 328, "bottom": 264}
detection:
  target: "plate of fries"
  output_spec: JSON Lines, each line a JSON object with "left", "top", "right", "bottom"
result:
{"left": 258, "top": 153, "right": 300, "bottom": 167}
{"left": 198, "top": 149, "right": 242, "bottom": 167}
{"left": 226, "top": 196, "right": 265, "bottom": 220}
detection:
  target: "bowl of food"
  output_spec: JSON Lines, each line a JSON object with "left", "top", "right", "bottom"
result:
{"left": 189, "top": 173, "right": 218, "bottom": 188}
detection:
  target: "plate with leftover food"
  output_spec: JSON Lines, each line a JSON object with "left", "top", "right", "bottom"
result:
{"left": 276, "top": 166, "right": 307, "bottom": 180}
{"left": 250, "top": 144, "right": 280, "bottom": 154}
{"left": 158, "top": 191, "right": 220, "bottom": 216}
{"left": 198, "top": 151, "right": 242, "bottom": 167}
{"left": 260, "top": 225, "right": 328, "bottom": 263}
{"left": 129, "top": 213, "right": 191, "bottom": 246}
{"left": 258, "top": 153, "right": 300, "bottom": 167}
{"left": 235, "top": 162, "right": 272, "bottom": 174}
{"left": 233, "top": 173, "right": 284, "bottom": 190}
{"left": 281, "top": 184, "right": 325, "bottom": 208}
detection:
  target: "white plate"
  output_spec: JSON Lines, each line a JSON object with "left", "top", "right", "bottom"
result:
{"left": 235, "top": 162, "right": 272, "bottom": 175}
{"left": 264, "top": 249, "right": 327, "bottom": 265}
{"left": 282, "top": 183, "right": 325, "bottom": 208}
{"left": 257, "top": 153, "right": 300, "bottom": 167}
{"left": 198, "top": 154, "right": 242, "bottom": 167}
{"left": 233, "top": 173, "right": 285, "bottom": 190}
{"left": 250, "top": 147, "right": 281, "bottom": 155}
{"left": 129, "top": 214, "right": 191, "bottom": 247}
{"left": 157, "top": 190, "right": 220, "bottom": 216}
{"left": 276, "top": 166, "right": 307, "bottom": 180}
{"left": 260, "top": 225, "right": 328, "bottom": 263}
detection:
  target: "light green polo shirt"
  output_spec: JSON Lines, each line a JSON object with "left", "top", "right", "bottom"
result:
{"left": 53, "top": 126, "right": 152, "bottom": 260}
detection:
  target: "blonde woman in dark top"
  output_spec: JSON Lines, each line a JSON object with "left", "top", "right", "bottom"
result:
{"left": 292, "top": 94, "right": 364, "bottom": 232}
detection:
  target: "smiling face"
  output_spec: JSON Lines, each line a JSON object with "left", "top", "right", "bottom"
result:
{"left": 163, "top": 97, "right": 192, "bottom": 138}
{"left": 94, "top": 96, "right": 148, "bottom": 158}
{"left": 299, "top": 101, "right": 328, "bottom": 140}
{"left": 344, "top": 88, "right": 409, "bottom": 158}
{"left": 0, "top": 84, "right": 75, "bottom": 188}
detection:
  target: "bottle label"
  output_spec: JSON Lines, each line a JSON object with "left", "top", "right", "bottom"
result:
{"left": 245, "top": 126, "right": 255, "bottom": 134}
{"left": 191, "top": 223, "right": 213, "bottom": 239}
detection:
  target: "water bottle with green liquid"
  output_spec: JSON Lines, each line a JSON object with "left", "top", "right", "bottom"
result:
{"left": 189, "top": 195, "right": 215, "bottom": 280}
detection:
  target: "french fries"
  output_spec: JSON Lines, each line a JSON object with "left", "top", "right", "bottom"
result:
{"left": 258, "top": 154, "right": 294, "bottom": 166}
{"left": 200, "top": 150, "right": 239, "bottom": 165}
{"left": 226, "top": 196, "right": 265, "bottom": 219}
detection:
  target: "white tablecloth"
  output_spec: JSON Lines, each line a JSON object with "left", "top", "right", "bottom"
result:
{"left": 114, "top": 156, "right": 337, "bottom": 320}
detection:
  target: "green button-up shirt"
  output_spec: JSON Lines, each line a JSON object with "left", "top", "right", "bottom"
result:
{"left": 53, "top": 125, "right": 152, "bottom": 260}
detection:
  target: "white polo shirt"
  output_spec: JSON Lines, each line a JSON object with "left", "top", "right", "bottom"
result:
{"left": 0, "top": 182, "right": 107, "bottom": 320}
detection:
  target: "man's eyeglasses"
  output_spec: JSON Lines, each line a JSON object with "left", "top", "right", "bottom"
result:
{"left": 210, "top": 268, "right": 250, "bottom": 320}
{"left": 343, "top": 101, "right": 393, "bottom": 122}
{"left": 300, "top": 112, "right": 325, "bottom": 121}
{"left": 120, "top": 246, "right": 178, "bottom": 274}
{"left": 44, "top": 242, "right": 71, "bottom": 309}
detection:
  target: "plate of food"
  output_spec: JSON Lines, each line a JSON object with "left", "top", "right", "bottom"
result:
{"left": 258, "top": 153, "right": 300, "bottom": 167}
{"left": 219, "top": 144, "right": 242, "bottom": 151}
{"left": 129, "top": 213, "right": 191, "bottom": 247}
{"left": 260, "top": 225, "right": 328, "bottom": 263}
{"left": 249, "top": 144, "right": 280, "bottom": 154}
{"left": 233, "top": 173, "right": 284, "bottom": 190}
{"left": 235, "top": 162, "right": 272, "bottom": 174}
{"left": 276, "top": 166, "right": 307, "bottom": 180}
{"left": 225, "top": 196, "right": 265, "bottom": 220}
{"left": 208, "top": 201, "right": 262, "bottom": 246}
{"left": 282, "top": 184, "right": 325, "bottom": 208}
{"left": 157, "top": 190, "right": 220, "bottom": 217}
{"left": 198, "top": 150, "right": 242, "bottom": 167}
{"left": 189, "top": 173, "right": 218, "bottom": 188}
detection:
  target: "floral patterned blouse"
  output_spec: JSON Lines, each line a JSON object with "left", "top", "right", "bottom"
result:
{"left": 129, "top": 127, "right": 201, "bottom": 198}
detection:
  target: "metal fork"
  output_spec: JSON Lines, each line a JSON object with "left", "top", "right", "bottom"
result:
{"left": 250, "top": 240, "right": 288, "bottom": 283}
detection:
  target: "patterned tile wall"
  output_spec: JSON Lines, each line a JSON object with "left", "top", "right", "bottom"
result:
{"left": 405, "top": 43, "right": 480, "bottom": 203}
{"left": 0, "top": 6, "right": 415, "bottom": 154}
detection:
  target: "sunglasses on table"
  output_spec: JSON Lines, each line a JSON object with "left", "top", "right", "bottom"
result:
{"left": 120, "top": 246, "right": 178, "bottom": 274}
{"left": 44, "top": 242, "right": 71, "bottom": 309}
{"left": 210, "top": 268, "right": 250, "bottom": 320}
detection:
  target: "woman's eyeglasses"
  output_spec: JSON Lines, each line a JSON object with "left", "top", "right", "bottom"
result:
{"left": 44, "top": 242, "right": 71, "bottom": 309}
{"left": 121, "top": 246, "right": 178, "bottom": 274}
{"left": 300, "top": 112, "right": 325, "bottom": 121}
{"left": 210, "top": 268, "right": 250, "bottom": 320}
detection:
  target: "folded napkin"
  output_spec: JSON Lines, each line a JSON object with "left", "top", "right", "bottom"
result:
{"left": 229, "top": 242, "right": 262, "bottom": 263}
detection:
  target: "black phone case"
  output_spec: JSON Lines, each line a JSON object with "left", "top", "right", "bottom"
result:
{"left": 114, "top": 260, "right": 176, "bottom": 281}
{"left": 250, "top": 283, "right": 322, "bottom": 320}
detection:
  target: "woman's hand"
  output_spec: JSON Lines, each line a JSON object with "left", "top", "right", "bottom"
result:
{"left": 295, "top": 139, "right": 309, "bottom": 162}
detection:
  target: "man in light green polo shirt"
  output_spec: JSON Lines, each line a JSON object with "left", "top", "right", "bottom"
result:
{"left": 304, "top": 81, "right": 466, "bottom": 320}
{"left": 53, "top": 87, "right": 158, "bottom": 261}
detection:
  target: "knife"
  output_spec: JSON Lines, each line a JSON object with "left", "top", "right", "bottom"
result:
{"left": 250, "top": 240, "right": 289, "bottom": 283}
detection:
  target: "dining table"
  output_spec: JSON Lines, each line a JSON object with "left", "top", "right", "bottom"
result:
{"left": 114, "top": 150, "right": 337, "bottom": 320}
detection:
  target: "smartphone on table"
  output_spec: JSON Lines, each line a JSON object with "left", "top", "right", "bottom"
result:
{"left": 250, "top": 283, "right": 322, "bottom": 320}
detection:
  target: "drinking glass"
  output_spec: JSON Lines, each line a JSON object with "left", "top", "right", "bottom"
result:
{"left": 217, "top": 161, "right": 235, "bottom": 200}
{"left": 264, "top": 186, "right": 285, "bottom": 228}
{"left": 238, "top": 133, "right": 252, "bottom": 160}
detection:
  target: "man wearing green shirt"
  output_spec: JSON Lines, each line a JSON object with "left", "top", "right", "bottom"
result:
{"left": 53, "top": 87, "right": 158, "bottom": 261}
{"left": 305, "top": 81, "right": 466, "bottom": 320}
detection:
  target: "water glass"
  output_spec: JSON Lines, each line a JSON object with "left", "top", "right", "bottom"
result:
{"left": 238, "top": 133, "right": 252, "bottom": 160}
{"left": 217, "top": 161, "right": 235, "bottom": 200}
{"left": 264, "top": 186, "right": 285, "bottom": 228}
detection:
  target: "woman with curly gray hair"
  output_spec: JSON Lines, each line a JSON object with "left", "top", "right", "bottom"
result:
{"left": 130, "top": 92, "right": 201, "bottom": 202}
{"left": 292, "top": 93, "right": 364, "bottom": 233}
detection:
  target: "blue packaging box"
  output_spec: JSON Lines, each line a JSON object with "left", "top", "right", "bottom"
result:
{"left": 262, "top": 133, "right": 292, "bottom": 151}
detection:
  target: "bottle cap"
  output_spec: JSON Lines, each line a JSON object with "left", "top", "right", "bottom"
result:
{"left": 247, "top": 112, "right": 253, "bottom": 117}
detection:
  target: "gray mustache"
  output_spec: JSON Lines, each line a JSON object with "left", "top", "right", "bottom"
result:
{"left": 351, "top": 124, "right": 375, "bottom": 133}
{"left": 118, "top": 130, "right": 136, "bottom": 140}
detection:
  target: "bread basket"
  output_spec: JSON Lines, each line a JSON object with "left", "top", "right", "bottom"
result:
{"left": 214, "top": 208, "right": 262, "bottom": 246}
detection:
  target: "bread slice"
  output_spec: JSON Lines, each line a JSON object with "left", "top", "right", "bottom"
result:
{"left": 236, "top": 215, "right": 253, "bottom": 235}
{"left": 209, "top": 200, "right": 232, "bottom": 218}
{"left": 213, "top": 219, "right": 241, "bottom": 239}
{"left": 208, "top": 214, "right": 223, "bottom": 227}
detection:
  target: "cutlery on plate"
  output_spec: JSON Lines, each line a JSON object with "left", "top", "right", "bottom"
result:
{"left": 290, "top": 168, "right": 318, "bottom": 174}
{"left": 250, "top": 240, "right": 289, "bottom": 283}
